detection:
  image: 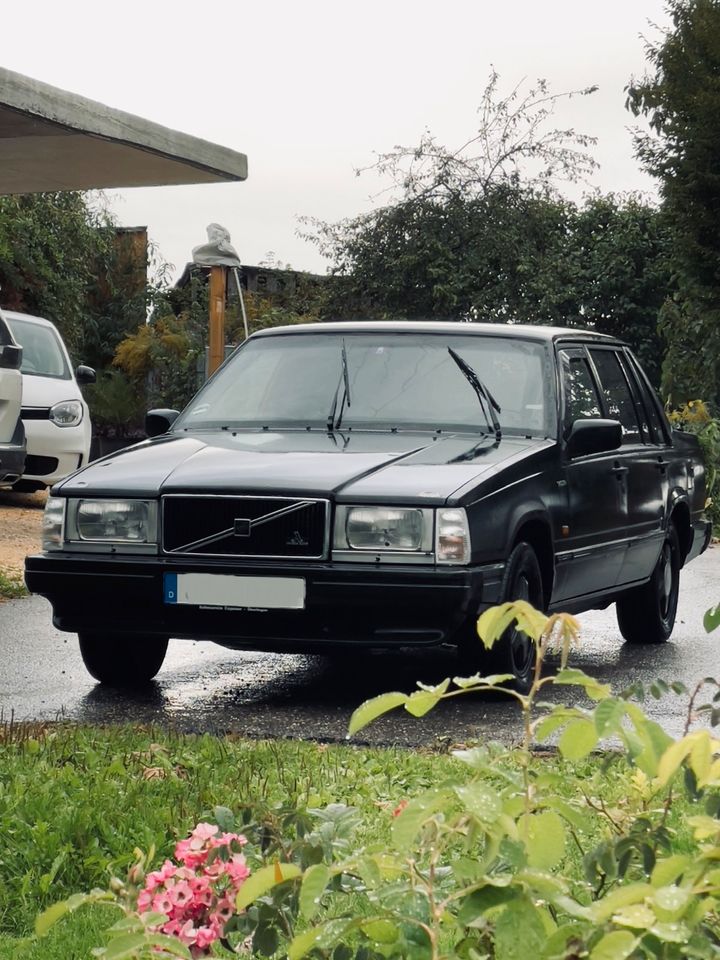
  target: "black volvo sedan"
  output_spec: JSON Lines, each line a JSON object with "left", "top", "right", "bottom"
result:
{"left": 25, "top": 322, "right": 711, "bottom": 692}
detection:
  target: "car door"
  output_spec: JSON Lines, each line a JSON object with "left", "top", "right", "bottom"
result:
{"left": 587, "top": 347, "right": 665, "bottom": 587}
{"left": 552, "top": 347, "right": 627, "bottom": 603}
{"left": 0, "top": 313, "right": 22, "bottom": 446}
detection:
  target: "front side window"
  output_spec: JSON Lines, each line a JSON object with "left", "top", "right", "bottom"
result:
{"left": 175, "top": 332, "right": 556, "bottom": 437}
{"left": 589, "top": 349, "right": 641, "bottom": 445}
{"left": 6, "top": 318, "right": 70, "bottom": 379}
{"left": 561, "top": 352, "right": 602, "bottom": 435}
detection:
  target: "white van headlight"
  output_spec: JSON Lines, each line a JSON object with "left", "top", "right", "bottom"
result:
{"left": 50, "top": 400, "right": 83, "bottom": 427}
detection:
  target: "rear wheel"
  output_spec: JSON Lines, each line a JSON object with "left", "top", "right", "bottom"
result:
{"left": 78, "top": 632, "right": 169, "bottom": 686}
{"left": 616, "top": 526, "right": 680, "bottom": 645}
{"left": 459, "top": 542, "right": 544, "bottom": 694}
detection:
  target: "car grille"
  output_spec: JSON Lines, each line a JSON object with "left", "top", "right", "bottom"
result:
{"left": 21, "top": 407, "right": 51, "bottom": 420}
{"left": 162, "top": 496, "right": 329, "bottom": 559}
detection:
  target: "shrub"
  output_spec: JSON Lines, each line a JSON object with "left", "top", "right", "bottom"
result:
{"left": 38, "top": 600, "right": 720, "bottom": 959}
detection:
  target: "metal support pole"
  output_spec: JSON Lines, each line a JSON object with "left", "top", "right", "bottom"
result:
{"left": 208, "top": 265, "right": 227, "bottom": 375}
{"left": 232, "top": 266, "right": 249, "bottom": 341}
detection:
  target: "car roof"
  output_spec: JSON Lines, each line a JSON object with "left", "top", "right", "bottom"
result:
{"left": 251, "top": 320, "right": 623, "bottom": 345}
{"left": 2, "top": 309, "right": 57, "bottom": 329}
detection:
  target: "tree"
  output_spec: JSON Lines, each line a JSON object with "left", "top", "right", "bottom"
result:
{"left": 627, "top": 0, "right": 720, "bottom": 404}
{"left": 0, "top": 192, "right": 153, "bottom": 371}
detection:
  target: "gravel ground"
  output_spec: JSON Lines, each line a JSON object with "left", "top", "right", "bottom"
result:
{"left": 0, "top": 488, "right": 45, "bottom": 582}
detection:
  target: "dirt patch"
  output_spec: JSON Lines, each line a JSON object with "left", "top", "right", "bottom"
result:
{"left": 0, "top": 488, "right": 46, "bottom": 578}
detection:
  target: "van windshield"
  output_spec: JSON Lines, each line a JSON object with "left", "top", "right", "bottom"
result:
{"left": 6, "top": 318, "right": 70, "bottom": 380}
{"left": 175, "top": 331, "right": 556, "bottom": 437}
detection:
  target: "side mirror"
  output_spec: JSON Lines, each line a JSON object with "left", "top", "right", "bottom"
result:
{"left": 75, "top": 364, "right": 96, "bottom": 385}
{"left": 0, "top": 343, "right": 22, "bottom": 370}
{"left": 145, "top": 408, "right": 180, "bottom": 438}
{"left": 566, "top": 418, "right": 622, "bottom": 458}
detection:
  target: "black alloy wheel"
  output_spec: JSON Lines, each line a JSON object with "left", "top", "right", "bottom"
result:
{"left": 616, "top": 525, "right": 681, "bottom": 645}
{"left": 78, "top": 632, "right": 169, "bottom": 686}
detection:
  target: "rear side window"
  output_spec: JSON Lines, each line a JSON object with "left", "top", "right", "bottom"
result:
{"left": 624, "top": 351, "right": 669, "bottom": 444}
{"left": 560, "top": 351, "right": 602, "bottom": 435}
{"left": 589, "top": 349, "right": 642, "bottom": 445}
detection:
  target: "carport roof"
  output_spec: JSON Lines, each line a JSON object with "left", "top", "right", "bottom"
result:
{"left": 0, "top": 67, "right": 248, "bottom": 194}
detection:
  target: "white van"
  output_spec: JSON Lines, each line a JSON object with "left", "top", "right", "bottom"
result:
{"left": 4, "top": 310, "right": 95, "bottom": 491}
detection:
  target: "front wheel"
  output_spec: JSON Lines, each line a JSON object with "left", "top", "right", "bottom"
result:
{"left": 78, "top": 632, "right": 169, "bottom": 686}
{"left": 616, "top": 526, "right": 681, "bottom": 644}
{"left": 458, "top": 542, "right": 544, "bottom": 694}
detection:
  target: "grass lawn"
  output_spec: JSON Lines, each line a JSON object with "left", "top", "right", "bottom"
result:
{"left": 0, "top": 570, "right": 27, "bottom": 601}
{"left": 0, "top": 722, "right": 692, "bottom": 959}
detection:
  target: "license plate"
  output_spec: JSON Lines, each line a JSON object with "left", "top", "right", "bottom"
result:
{"left": 163, "top": 573, "right": 305, "bottom": 610}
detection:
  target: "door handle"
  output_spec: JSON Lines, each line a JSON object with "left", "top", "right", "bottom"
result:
{"left": 612, "top": 464, "right": 629, "bottom": 477}
{"left": 656, "top": 458, "right": 668, "bottom": 473}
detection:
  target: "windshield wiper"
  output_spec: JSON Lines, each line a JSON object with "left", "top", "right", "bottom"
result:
{"left": 327, "top": 339, "right": 352, "bottom": 432}
{"left": 447, "top": 347, "right": 502, "bottom": 442}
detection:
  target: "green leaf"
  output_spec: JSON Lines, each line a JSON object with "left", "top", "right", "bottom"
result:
{"left": 590, "top": 883, "right": 653, "bottom": 922}
{"left": 593, "top": 698, "right": 627, "bottom": 736}
{"left": 299, "top": 863, "right": 330, "bottom": 920}
{"left": 103, "top": 933, "right": 149, "bottom": 959}
{"left": 494, "top": 899, "right": 546, "bottom": 960}
{"left": 704, "top": 603, "right": 720, "bottom": 633}
{"left": 143, "top": 934, "right": 192, "bottom": 958}
{"left": 361, "top": 919, "right": 399, "bottom": 943}
{"left": 35, "top": 900, "right": 71, "bottom": 938}
{"left": 454, "top": 782, "right": 502, "bottom": 824}
{"left": 459, "top": 884, "right": 517, "bottom": 924}
{"left": 589, "top": 931, "right": 638, "bottom": 960}
{"left": 403, "top": 690, "right": 439, "bottom": 718}
{"left": 554, "top": 668, "right": 610, "bottom": 701}
{"left": 535, "top": 710, "right": 575, "bottom": 742}
{"left": 611, "top": 903, "right": 656, "bottom": 929}
{"left": 558, "top": 718, "right": 598, "bottom": 760}
{"left": 236, "top": 862, "right": 302, "bottom": 911}
{"left": 348, "top": 692, "right": 408, "bottom": 736}
{"left": 651, "top": 855, "right": 690, "bottom": 888}
{"left": 478, "top": 600, "right": 547, "bottom": 649}
{"left": 288, "top": 920, "right": 353, "bottom": 960}
{"left": 525, "top": 811, "right": 566, "bottom": 870}
{"left": 391, "top": 789, "right": 450, "bottom": 851}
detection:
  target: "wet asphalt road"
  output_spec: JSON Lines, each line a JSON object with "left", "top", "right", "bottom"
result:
{"left": 1, "top": 547, "right": 719, "bottom": 747}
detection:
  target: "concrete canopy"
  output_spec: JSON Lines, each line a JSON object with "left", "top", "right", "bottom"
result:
{"left": 0, "top": 67, "right": 248, "bottom": 194}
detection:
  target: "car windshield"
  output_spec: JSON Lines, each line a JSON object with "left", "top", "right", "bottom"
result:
{"left": 6, "top": 318, "right": 70, "bottom": 380}
{"left": 174, "top": 331, "right": 556, "bottom": 436}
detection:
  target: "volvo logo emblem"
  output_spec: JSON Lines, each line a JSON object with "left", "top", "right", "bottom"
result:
{"left": 287, "top": 530, "right": 309, "bottom": 546}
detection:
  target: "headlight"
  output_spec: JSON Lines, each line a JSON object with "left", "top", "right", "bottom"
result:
{"left": 77, "top": 500, "right": 152, "bottom": 542}
{"left": 346, "top": 507, "right": 424, "bottom": 551}
{"left": 436, "top": 508, "right": 471, "bottom": 564}
{"left": 50, "top": 400, "right": 83, "bottom": 427}
{"left": 42, "top": 497, "right": 66, "bottom": 551}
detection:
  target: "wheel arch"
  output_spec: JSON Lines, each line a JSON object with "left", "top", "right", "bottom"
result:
{"left": 669, "top": 498, "right": 692, "bottom": 566}
{"left": 509, "top": 513, "right": 555, "bottom": 608}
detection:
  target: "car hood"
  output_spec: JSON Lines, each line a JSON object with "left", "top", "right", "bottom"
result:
{"left": 56, "top": 429, "right": 554, "bottom": 504}
{"left": 21, "top": 373, "right": 81, "bottom": 407}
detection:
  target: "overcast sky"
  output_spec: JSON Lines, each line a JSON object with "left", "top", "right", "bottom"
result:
{"left": 2, "top": 0, "right": 669, "bottom": 279}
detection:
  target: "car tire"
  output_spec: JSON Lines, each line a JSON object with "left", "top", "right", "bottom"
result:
{"left": 78, "top": 632, "right": 169, "bottom": 686}
{"left": 616, "top": 525, "right": 680, "bottom": 645}
{"left": 459, "top": 541, "right": 544, "bottom": 695}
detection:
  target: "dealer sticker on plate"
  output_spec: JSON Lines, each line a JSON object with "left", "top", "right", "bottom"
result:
{"left": 163, "top": 573, "right": 305, "bottom": 610}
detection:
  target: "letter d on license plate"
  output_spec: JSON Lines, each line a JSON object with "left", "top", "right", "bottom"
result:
{"left": 163, "top": 572, "right": 305, "bottom": 609}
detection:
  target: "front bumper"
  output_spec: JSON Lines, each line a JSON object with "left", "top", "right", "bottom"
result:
{"left": 0, "top": 419, "right": 26, "bottom": 484}
{"left": 25, "top": 553, "right": 506, "bottom": 651}
{"left": 23, "top": 419, "right": 90, "bottom": 485}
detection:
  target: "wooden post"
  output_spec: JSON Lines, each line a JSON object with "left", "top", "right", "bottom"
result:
{"left": 208, "top": 265, "right": 227, "bottom": 376}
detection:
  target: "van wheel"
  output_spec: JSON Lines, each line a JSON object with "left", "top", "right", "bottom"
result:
{"left": 78, "top": 632, "right": 168, "bottom": 686}
{"left": 616, "top": 526, "right": 680, "bottom": 645}
{"left": 458, "top": 542, "right": 544, "bottom": 694}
